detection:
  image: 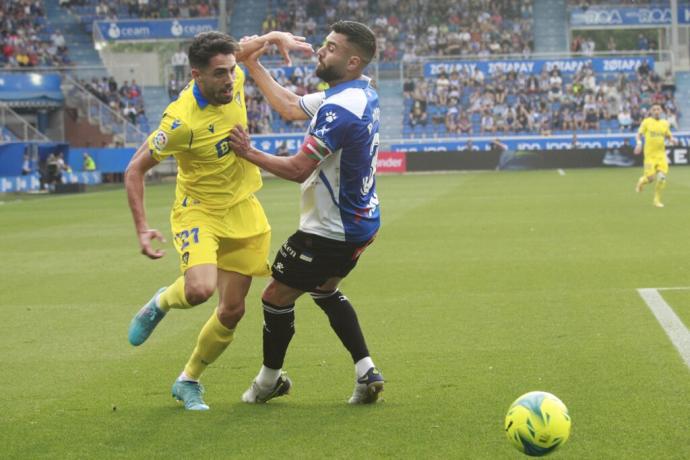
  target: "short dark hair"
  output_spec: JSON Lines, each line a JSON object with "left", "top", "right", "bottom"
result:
{"left": 331, "top": 20, "right": 377, "bottom": 65}
{"left": 188, "top": 32, "right": 239, "bottom": 69}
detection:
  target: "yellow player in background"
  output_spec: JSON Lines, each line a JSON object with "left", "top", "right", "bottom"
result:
{"left": 634, "top": 103, "right": 678, "bottom": 208}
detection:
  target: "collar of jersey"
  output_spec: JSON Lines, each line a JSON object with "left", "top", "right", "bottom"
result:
{"left": 192, "top": 81, "right": 210, "bottom": 109}
{"left": 325, "top": 77, "right": 370, "bottom": 98}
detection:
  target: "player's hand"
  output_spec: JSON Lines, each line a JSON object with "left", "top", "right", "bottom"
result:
{"left": 633, "top": 145, "right": 642, "bottom": 155}
{"left": 245, "top": 42, "right": 270, "bottom": 65}
{"left": 269, "top": 32, "right": 314, "bottom": 66}
{"left": 228, "top": 126, "right": 252, "bottom": 158}
{"left": 138, "top": 229, "right": 166, "bottom": 259}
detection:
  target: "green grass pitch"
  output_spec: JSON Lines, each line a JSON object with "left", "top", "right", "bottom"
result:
{"left": 2, "top": 168, "right": 689, "bottom": 459}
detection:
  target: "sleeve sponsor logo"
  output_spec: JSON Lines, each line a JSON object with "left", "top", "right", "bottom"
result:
{"left": 153, "top": 130, "right": 168, "bottom": 150}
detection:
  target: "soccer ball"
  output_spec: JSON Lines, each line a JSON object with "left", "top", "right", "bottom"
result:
{"left": 504, "top": 391, "right": 571, "bottom": 457}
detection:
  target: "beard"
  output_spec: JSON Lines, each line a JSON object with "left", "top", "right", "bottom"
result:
{"left": 315, "top": 62, "right": 344, "bottom": 85}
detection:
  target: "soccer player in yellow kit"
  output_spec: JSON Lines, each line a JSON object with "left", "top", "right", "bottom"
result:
{"left": 634, "top": 103, "right": 677, "bottom": 208}
{"left": 124, "top": 31, "right": 312, "bottom": 410}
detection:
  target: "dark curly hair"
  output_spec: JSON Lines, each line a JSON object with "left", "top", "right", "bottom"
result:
{"left": 331, "top": 21, "right": 377, "bottom": 65}
{"left": 188, "top": 32, "right": 239, "bottom": 69}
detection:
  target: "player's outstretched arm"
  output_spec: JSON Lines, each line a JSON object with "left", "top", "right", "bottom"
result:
{"left": 236, "top": 31, "right": 312, "bottom": 66}
{"left": 666, "top": 128, "right": 678, "bottom": 146}
{"left": 228, "top": 126, "right": 317, "bottom": 183}
{"left": 241, "top": 42, "right": 312, "bottom": 121}
{"left": 634, "top": 130, "right": 643, "bottom": 155}
{"left": 124, "top": 142, "right": 166, "bottom": 259}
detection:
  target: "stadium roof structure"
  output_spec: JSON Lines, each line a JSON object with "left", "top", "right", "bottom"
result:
{"left": 0, "top": 73, "right": 64, "bottom": 109}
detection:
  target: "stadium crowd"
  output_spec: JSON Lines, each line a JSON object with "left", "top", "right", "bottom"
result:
{"left": 61, "top": 0, "right": 219, "bottom": 20}
{"left": 261, "top": 0, "right": 534, "bottom": 61}
{"left": 568, "top": 1, "right": 663, "bottom": 7}
{"left": 1, "top": 1, "right": 71, "bottom": 67}
{"left": 403, "top": 59, "right": 678, "bottom": 137}
{"left": 243, "top": 70, "right": 327, "bottom": 133}
{"left": 78, "top": 76, "right": 149, "bottom": 130}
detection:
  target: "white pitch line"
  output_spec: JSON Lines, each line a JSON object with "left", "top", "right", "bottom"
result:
{"left": 557, "top": 169, "right": 566, "bottom": 176}
{"left": 637, "top": 288, "right": 690, "bottom": 370}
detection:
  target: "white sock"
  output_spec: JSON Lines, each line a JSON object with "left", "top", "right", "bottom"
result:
{"left": 355, "top": 357, "right": 375, "bottom": 379}
{"left": 154, "top": 293, "right": 162, "bottom": 309}
{"left": 257, "top": 365, "right": 281, "bottom": 387}
{"left": 177, "top": 372, "right": 197, "bottom": 383}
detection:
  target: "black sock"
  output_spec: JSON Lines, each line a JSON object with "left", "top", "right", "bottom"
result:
{"left": 262, "top": 300, "right": 295, "bottom": 369}
{"left": 311, "top": 290, "right": 369, "bottom": 363}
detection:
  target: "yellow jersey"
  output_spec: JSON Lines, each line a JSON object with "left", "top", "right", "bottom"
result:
{"left": 638, "top": 117, "right": 671, "bottom": 159}
{"left": 147, "top": 68, "right": 262, "bottom": 210}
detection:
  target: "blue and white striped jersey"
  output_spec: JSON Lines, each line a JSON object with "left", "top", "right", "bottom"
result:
{"left": 297, "top": 77, "right": 381, "bottom": 243}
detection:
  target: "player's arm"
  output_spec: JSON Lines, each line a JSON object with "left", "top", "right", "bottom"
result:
{"left": 236, "top": 31, "right": 313, "bottom": 66}
{"left": 634, "top": 121, "right": 645, "bottom": 155}
{"left": 665, "top": 123, "right": 678, "bottom": 145}
{"left": 228, "top": 125, "right": 318, "bottom": 183}
{"left": 241, "top": 42, "right": 314, "bottom": 121}
{"left": 124, "top": 143, "right": 166, "bottom": 259}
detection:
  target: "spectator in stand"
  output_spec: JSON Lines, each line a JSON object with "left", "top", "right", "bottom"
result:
{"left": 167, "top": 73, "right": 180, "bottom": 101}
{"left": 123, "top": 103, "right": 137, "bottom": 124}
{"left": 436, "top": 71, "right": 450, "bottom": 106}
{"left": 548, "top": 69, "right": 563, "bottom": 102}
{"left": 171, "top": 46, "right": 189, "bottom": 83}
{"left": 275, "top": 141, "right": 290, "bottom": 157}
{"left": 637, "top": 59, "right": 651, "bottom": 79}
{"left": 458, "top": 113, "right": 472, "bottom": 134}
{"left": 22, "top": 153, "right": 32, "bottom": 175}
{"left": 129, "top": 79, "right": 142, "bottom": 99}
{"left": 83, "top": 151, "right": 96, "bottom": 171}
{"left": 585, "top": 106, "right": 599, "bottom": 131}
{"left": 50, "top": 29, "right": 66, "bottom": 53}
{"left": 410, "top": 99, "right": 428, "bottom": 128}
{"left": 638, "top": 33, "right": 649, "bottom": 51}
{"left": 445, "top": 101, "right": 459, "bottom": 134}
{"left": 403, "top": 78, "right": 415, "bottom": 98}
{"left": 480, "top": 110, "right": 494, "bottom": 134}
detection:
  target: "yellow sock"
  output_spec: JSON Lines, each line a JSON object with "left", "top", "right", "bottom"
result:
{"left": 654, "top": 177, "right": 667, "bottom": 203}
{"left": 183, "top": 310, "right": 235, "bottom": 380}
{"left": 637, "top": 176, "right": 650, "bottom": 187}
{"left": 158, "top": 276, "right": 191, "bottom": 312}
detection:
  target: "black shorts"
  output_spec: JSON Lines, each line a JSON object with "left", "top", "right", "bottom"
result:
{"left": 271, "top": 231, "right": 375, "bottom": 292}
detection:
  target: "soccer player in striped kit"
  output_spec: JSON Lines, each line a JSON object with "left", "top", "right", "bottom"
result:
{"left": 229, "top": 21, "right": 384, "bottom": 404}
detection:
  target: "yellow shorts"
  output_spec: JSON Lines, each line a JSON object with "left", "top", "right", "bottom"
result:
{"left": 170, "top": 194, "right": 271, "bottom": 276}
{"left": 643, "top": 157, "right": 668, "bottom": 177}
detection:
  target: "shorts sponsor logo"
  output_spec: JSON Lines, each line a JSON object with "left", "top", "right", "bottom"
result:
{"left": 273, "top": 262, "right": 285, "bottom": 273}
{"left": 299, "top": 253, "right": 313, "bottom": 263}
{"left": 281, "top": 242, "right": 297, "bottom": 258}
